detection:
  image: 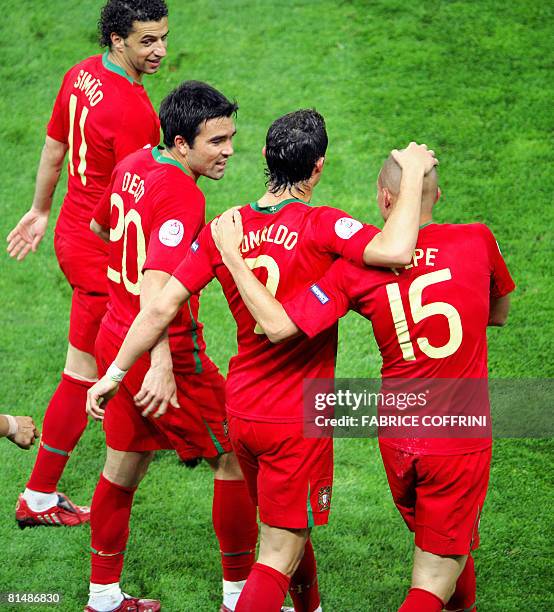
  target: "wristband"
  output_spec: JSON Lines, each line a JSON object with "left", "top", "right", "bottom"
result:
{"left": 2, "top": 414, "right": 18, "bottom": 437}
{"left": 106, "top": 362, "right": 128, "bottom": 383}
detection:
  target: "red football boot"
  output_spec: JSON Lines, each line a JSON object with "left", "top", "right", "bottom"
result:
{"left": 15, "top": 492, "right": 90, "bottom": 528}
{"left": 220, "top": 606, "right": 294, "bottom": 611}
{"left": 85, "top": 595, "right": 161, "bottom": 612}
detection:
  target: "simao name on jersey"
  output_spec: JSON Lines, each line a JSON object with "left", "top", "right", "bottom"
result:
{"left": 73, "top": 70, "right": 104, "bottom": 107}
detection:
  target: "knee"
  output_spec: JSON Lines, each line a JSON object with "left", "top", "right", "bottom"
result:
{"left": 258, "top": 526, "right": 309, "bottom": 577}
{"left": 209, "top": 452, "right": 245, "bottom": 480}
{"left": 103, "top": 449, "right": 154, "bottom": 488}
{"left": 65, "top": 343, "right": 98, "bottom": 380}
{"left": 283, "top": 544, "right": 307, "bottom": 577}
{"left": 412, "top": 547, "right": 466, "bottom": 604}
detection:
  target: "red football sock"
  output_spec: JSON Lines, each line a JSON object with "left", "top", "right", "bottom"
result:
{"left": 289, "top": 539, "right": 321, "bottom": 612}
{"left": 398, "top": 587, "right": 444, "bottom": 611}
{"left": 27, "top": 373, "right": 91, "bottom": 493}
{"left": 235, "top": 563, "right": 290, "bottom": 612}
{"left": 213, "top": 479, "right": 258, "bottom": 581}
{"left": 446, "top": 554, "right": 477, "bottom": 611}
{"left": 90, "top": 474, "right": 136, "bottom": 584}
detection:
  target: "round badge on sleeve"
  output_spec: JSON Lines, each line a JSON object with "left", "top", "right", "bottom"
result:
{"left": 159, "top": 219, "right": 185, "bottom": 247}
{"left": 334, "top": 217, "right": 363, "bottom": 239}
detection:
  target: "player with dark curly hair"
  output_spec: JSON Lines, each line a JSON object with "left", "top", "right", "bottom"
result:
{"left": 98, "top": 0, "right": 169, "bottom": 78}
{"left": 8, "top": 0, "right": 169, "bottom": 533}
{"left": 99, "top": 0, "right": 168, "bottom": 48}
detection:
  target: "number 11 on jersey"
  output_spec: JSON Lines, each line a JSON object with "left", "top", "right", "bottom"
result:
{"left": 68, "top": 94, "right": 89, "bottom": 186}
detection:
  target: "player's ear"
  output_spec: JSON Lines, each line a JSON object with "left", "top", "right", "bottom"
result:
{"left": 384, "top": 188, "right": 393, "bottom": 209}
{"left": 110, "top": 32, "right": 125, "bottom": 52}
{"left": 261, "top": 146, "right": 266, "bottom": 158}
{"left": 174, "top": 134, "right": 189, "bottom": 155}
{"left": 435, "top": 187, "right": 442, "bottom": 204}
{"left": 315, "top": 157, "right": 325, "bottom": 173}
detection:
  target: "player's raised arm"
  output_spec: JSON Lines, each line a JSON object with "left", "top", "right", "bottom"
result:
{"left": 362, "top": 142, "right": 437, "bottom": 267}
{"left": 212, "top": 210, "right": 300, "bottom": 343}
{"left": 6, "top": 136, "right": 68, "bottom": 261}
{"left": 86, "top": 277, "right": 191, "bottom": 420}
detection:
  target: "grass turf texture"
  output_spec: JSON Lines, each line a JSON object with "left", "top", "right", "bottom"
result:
{"left": 0, "top": 0, "right": 552, "bottom": 610}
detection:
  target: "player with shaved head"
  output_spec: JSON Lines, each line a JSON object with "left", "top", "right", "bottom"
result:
{"left": 379, "top": 153, "right": 440, "bottom": 212}
{"left": 212, "top": 151, "right": 515, "bottom": 612}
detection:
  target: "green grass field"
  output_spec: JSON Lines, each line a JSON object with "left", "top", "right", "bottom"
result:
{"left": 1, "top": 0, "right": 553, "bottom": 610}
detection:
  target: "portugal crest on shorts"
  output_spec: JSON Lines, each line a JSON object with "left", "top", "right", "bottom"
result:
{"left": 318, "top": 486, "right": 332, "bottom": 511}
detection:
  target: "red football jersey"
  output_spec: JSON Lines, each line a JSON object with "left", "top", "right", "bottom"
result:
{"left": 93, "top": 146, "right": 213, "bottom": 375}
{"left": 173, "top": 199, "right": 379, "bottom": 422}
{"left": 285, "top": 223, "right": 516, "bottom": 453}
{"left": 48, "top": 52, "right": 160, "bottom": 246}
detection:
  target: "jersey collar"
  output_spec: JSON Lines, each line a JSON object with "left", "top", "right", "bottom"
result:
{"left": 419, "top": 221, "right": 435, "bottom": 229}
{"left": 151, "top": 146, "right": 189, "bottom": 175}
{"left": 250, "top": 198, "right": 306, "bottom": 214}
{"left": 102, "top": 51, "right": 142, "bottom": 86}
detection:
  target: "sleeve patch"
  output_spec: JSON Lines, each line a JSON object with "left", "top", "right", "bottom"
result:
{"left": 310, "top": 284, "right": 330, "bottom": 304}
{"left": 159, "top": 220, "right": 184, "bottom": 247}
{"left": 335, "top": 217, "right": 363, "bottom": 239}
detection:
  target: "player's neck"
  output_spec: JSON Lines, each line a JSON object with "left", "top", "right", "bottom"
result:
{"left": 161, "top": 147, "right": 197, "bottom": 180}
{"left": 257, "top": 185, "right": 313, "bottom": 208}
{"left": 420, "top": 213, "right": 433, "bottom": 226}
{"left": 107, "top": 50, "right": 143, "bottom": 84}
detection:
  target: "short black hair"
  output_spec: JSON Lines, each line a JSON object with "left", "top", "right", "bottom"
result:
{"left": 159, "top": 81, "right": 238, "bottom": 148}
{"left": 99, "top": 0, "right": 168, "bottom": 48}
{"left": 265, "top": 109, "right": 328, "bottom": 194}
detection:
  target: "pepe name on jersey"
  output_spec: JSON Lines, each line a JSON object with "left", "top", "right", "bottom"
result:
{"left": 392, "top": 247, "right": 440, "bottom": 275}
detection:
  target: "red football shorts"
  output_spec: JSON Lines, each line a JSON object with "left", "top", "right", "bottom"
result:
{"left": 95, "top": 326, "right": 231, "bottom": 458}
{"left": 228, "top": 415, "right": 333, "bottom": 529}
{"left": 379, "top": 441, "right": 492, "bottom": 555}
{"left": 54, "top": 232, "right": 109, "bottom": 355}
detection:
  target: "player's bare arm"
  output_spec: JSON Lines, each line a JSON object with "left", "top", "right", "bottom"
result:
{"left": 86, "top": 276, "right": 190, "bottom": 420}
{"left": 6, "top": 136, "right": 68, "bottom": 261}
{"left": 0, "top": 414, "right": 40, "bottom": 450}
{"left": 488, "top": 295, "right": 511, "bottom": 326}
{"left": 362, "top": 142, "right": 437, "bottom": 267}
{"left": 90, "top": 219, "right": 110, "bottom": 243}
{"left": 133, "top": 269, "right": 179, "bottom": 419}
{"left": 212, "top": 210, "right": 300, "bottom": 343}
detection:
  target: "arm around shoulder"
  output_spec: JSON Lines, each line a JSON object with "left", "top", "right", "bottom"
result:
{"left": 222, "top": 250, "right": 300, "bottom": 343}
{"left": 264, "top": 314, "right": 300, "bottom": 344}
